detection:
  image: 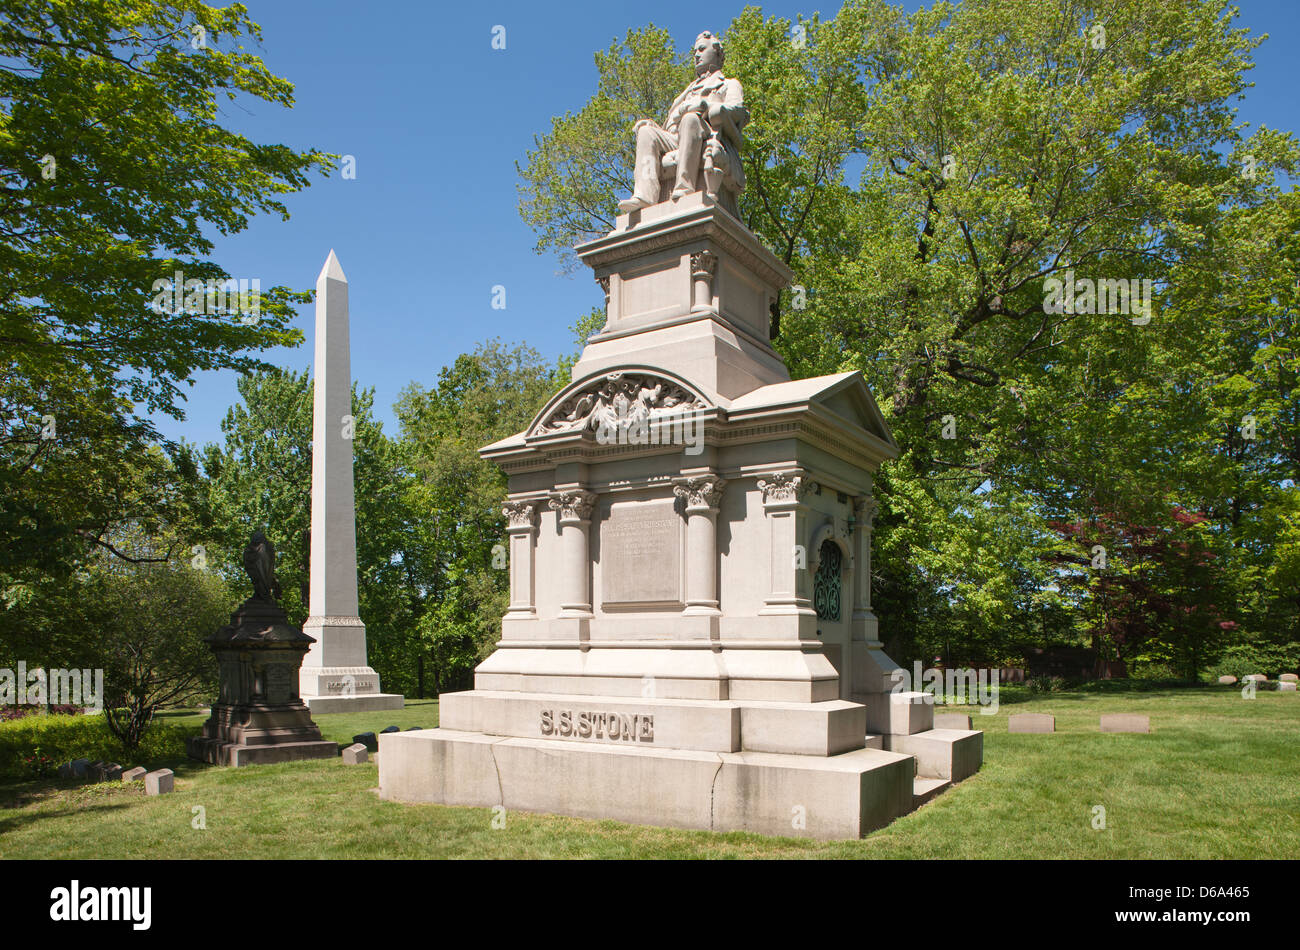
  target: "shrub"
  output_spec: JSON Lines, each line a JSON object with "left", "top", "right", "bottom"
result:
{"left": 21, "top": 749, "right": 57, "bottom": 777}
{"left": 1206, "top": 643, "right": 1300, "bottom": 682}
{"left": 0, "top": 711, "right": 195, "bottom": 780}
{"left": 1026, "top": 675, "right": 1067, "bottom": 693}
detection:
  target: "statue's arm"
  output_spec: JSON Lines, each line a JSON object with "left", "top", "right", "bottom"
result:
{"left": 708, "top": 79, "right": 749, "bottom": 145}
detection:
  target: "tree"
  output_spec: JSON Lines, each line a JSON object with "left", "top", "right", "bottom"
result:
{"left": 0, "top": 0, "right": 333, "bottom": 579}
{"left": 395, "top": 341, "right": 563, "bottom": 694}
{"left": 94, "top": 559, "right": 229, "bottom": 750}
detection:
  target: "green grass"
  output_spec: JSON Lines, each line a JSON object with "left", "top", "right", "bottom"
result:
{"left": 1, "top": 688, "right": 1296, "bottom": 859}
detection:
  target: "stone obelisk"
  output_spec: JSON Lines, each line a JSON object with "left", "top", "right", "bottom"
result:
{"left": 299, "top": 250, "right": 403, "bottom": 713}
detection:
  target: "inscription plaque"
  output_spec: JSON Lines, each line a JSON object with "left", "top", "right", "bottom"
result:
{"left": 601, "top": 500, "right": 681, "bottom": 606}
{"left": 265, "top": 663, "right": 293, "bottom": 704}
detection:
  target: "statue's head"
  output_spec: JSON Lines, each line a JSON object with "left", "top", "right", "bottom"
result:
{"left": 693, "top": 31, "right": 724, "bottom": 75}
{"left": 250, "top": 529, "right": 267, "bottom": 545}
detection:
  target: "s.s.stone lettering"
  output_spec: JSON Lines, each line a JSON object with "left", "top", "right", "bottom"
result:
{"left": 538, "top": 708, "right": 654, "bottom": 743}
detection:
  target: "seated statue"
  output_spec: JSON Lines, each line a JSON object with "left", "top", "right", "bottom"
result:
{"left": 617, "top": 30, "right": 749, "bottom": 217}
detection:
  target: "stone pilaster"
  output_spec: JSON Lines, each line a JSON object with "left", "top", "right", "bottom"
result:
{"left": 850, "top": 494, "right": 879, "bottom": 644}
{"left": 503, "top": 500, "right": 538, "bottom": 617}
{"left": 673, "top": 475, "right": 726, "bottom": 616}
{"left": 549, "top": 489, "right": 596, "bottom": 618}
{"left": 756, "top": 470, "right": 818, "bottom": 617}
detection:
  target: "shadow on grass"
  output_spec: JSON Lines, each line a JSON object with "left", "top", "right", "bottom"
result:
{"left": 0, "top": 800, "right": 137, "bottom": 838}
{"left": 0, "top": 776, "right": 140, "bottom": 837}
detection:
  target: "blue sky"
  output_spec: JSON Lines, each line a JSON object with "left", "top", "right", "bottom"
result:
{"left": 153, "top": 0, "right": 1300, "bottom": 449}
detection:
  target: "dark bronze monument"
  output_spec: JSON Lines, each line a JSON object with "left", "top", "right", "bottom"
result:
{"left": 187, "top": 532, "right": 338, "bottom": 767}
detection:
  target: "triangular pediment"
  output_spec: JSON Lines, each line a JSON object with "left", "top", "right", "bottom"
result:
{"left": 727, "top": 371, "right": 899, "bottom": 459}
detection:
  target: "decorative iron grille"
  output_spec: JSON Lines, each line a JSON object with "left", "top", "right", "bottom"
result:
{"left": 813, "top": 539, "right": 842, "bottom": 621}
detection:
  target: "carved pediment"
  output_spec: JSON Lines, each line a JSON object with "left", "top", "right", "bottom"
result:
{"left": 531, "top": 371, "right": 709, "bottom": 437}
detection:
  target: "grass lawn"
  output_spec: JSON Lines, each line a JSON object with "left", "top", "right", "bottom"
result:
{"left": 1, "top": 687, "right": 1296, "bottom": 859}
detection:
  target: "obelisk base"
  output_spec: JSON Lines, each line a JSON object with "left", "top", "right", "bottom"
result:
{"left": 299, "top": 615, "right": 404, "bottom": 713}
{"left": 300, "top": 666, "right": 405, "bottom": 714}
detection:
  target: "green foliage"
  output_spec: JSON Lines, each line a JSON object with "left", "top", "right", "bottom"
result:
{"left": 1206, "top": 642, "right": 1300, "bottom": 681}
{"left": 0, "top": 712, "right": 192, "bottom": 779}
{"left": 395, "top": 341, "right": 564, "bottom": 693}
{"left": 92, "top": 558, "right": 229, "bottom": 748}
{"left": 0, "top": 0, "right": 332, "bottom": 582}
{"left": 1026, "top": 675, "right": 1068, "bottom": 694}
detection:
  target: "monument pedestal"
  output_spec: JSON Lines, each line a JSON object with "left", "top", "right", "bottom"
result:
{"left": 379, "top": 190, "right": 981, "bottom": 839}
{"left": 382, "top": 728, "right": 915, "bottom": 839}
{"left": 187, "top": 598, "right": 338, "bottom": 767}
{"left": 298, "top": 616, "right": 404, "bottom": 713}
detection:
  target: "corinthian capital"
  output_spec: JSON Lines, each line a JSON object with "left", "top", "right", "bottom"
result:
{"left": 690, "top": 250, "right": 717, "bottom": 279}
{"left": 502, "top": 500, "right": 538, "bottom": 531}
{"left": 548, "top": 489, "right": 597, "bottom": 522}
{"left": 757, "top": 470, "right": 816, "bottom": 505}
{"left": 673, "top": 474, "right": 726, "bottom": 510}
{"left": 854, "top": 495, "right": 879, "bottom": 529}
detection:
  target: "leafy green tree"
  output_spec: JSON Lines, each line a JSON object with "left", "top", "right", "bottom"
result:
{"left": 0, "top": 0, "right": 333, "bottom": 579}
{"left": 92, "top": 559, "right": 230, "bottom": 749}
{"left": 395, "top": 341, "right": 563, "bottom": 695}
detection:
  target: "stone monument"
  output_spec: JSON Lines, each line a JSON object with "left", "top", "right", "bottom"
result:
{"left": 188, "top": 531, "right": 339, "bottom": 766}
{"left": 298, "top": 251, "right": 403, "bottom": 713}
{"left": 379, "top": 31, "right": 981, "bottom": 839}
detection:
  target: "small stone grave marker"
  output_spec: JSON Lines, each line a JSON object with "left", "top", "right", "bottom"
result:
{"left": 1100, "top": 714, "right": 1150, "bottom": 733}
{"left": 341, "top": 743, "right": 369, "bottom": 764}
{"left": 121, "top": 767, "right": 147, "bottom": 783}
{"left": 1008, "top": 713, "right": 1054, "bottom": 733}
{"left": 144, "top": 769, "right": 174, "bottom": 796}
{"left": 352, "top": 732, "right": 378, "bottom": 752}
{"left": 934, "top": 713, "right": 973, "bottom": 730}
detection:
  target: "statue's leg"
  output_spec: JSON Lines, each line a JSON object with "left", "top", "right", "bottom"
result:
{"left": 671, "top": 113, "right": 706, "bottom": 199}
{"left": 619, "top": 124, "right": 676, "bottom": 212}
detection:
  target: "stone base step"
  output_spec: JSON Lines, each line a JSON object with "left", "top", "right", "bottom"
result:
{"left": 912, "top": 776, "right": 950, "bottom": 808}
{"left": 302, "top": 693, "right": 405, "bottom": 714}
{"left": 378, "top": 727, "right": 916, "bottom": 840}
{"left": 885, "top": 728, "right": 983, "bottom": 782}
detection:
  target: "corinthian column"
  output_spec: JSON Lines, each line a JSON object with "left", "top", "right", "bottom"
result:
{"left": 549, "top": 489, "right": 596, "bottom": 618}
{"left": 673, "top": 475, "right": 726, "bottom": 615}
